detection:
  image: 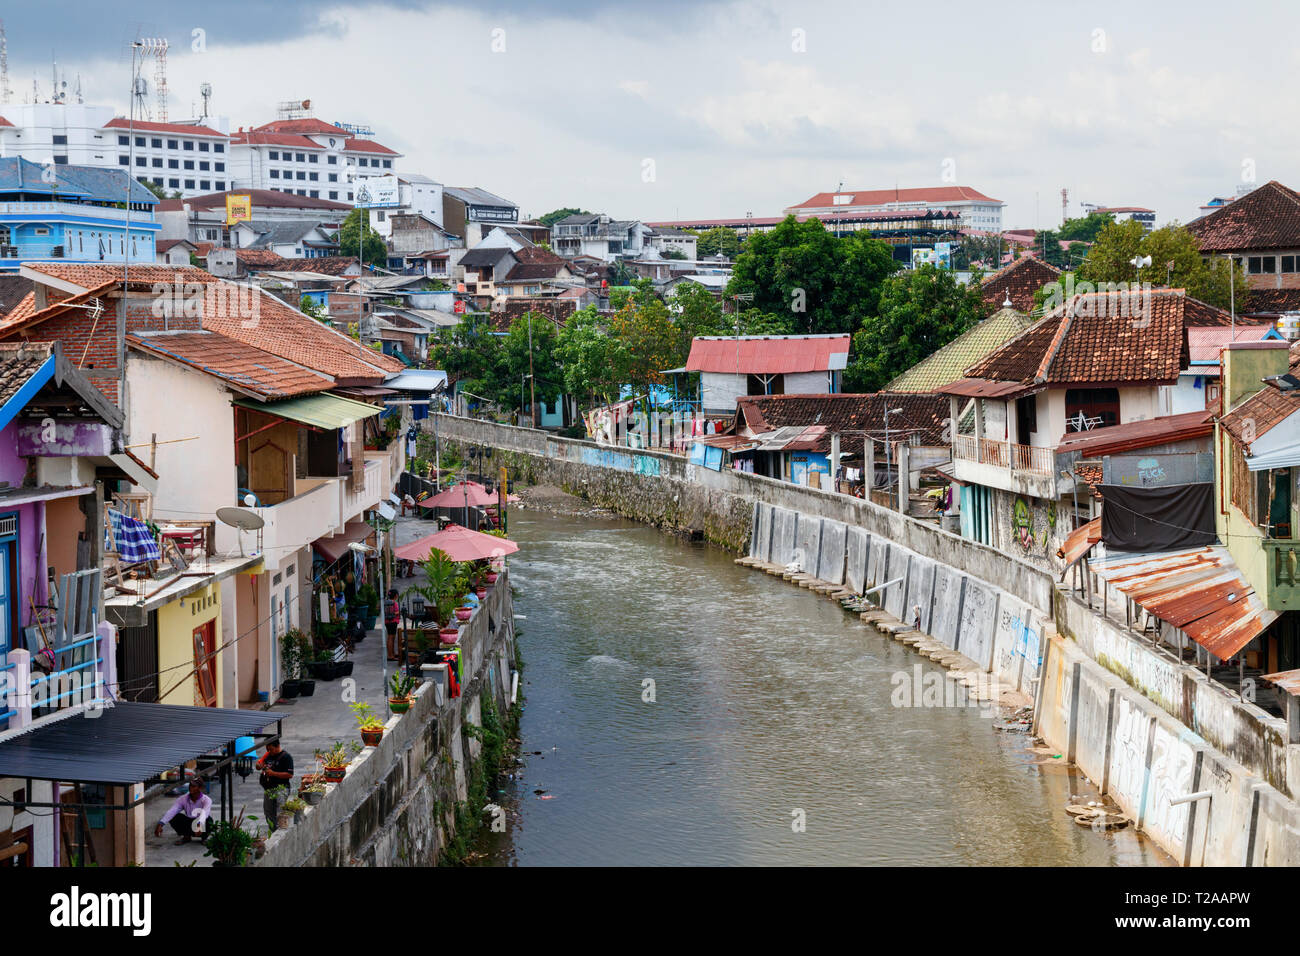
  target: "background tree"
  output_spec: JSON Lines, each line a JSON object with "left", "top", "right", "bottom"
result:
{"left": 427, "top": 315, "right": 508, "bottom": 408}
{"left": 538, "top": 207, "right": 590, "bottom": 228}
{"left": 298, "top": 295, "right": 328, "bottom": 322}
{"left": 336, "top": 208, "right": 388, "bottom": 267}
{"left": 607, "top": 281, "right": 682, "bottom": 393}
{"left": 691, "top": 227, "right": 744, "bottom": 259}
{"left": 556, "top": 306, "right": 621, "bottom": 406}
{"left": 845, "top": 264, "right": 990, "bottom": 392}
{"left": 726, "top": 216, "right": 898, "bottom": 334}
{"left": 661, "top": 248, "right": 687, "bottom": 260}
{"left": 1077, "top": 220, "right": 1245, "bottom": 309}
{"left": 501, "top": 312, "right": 562, "bottom": 411}
{"left": 141, "top": 180, "right": 181, "bottom": 200}
{"left": 667, "top": 281, "right": 727, "bottom": 343}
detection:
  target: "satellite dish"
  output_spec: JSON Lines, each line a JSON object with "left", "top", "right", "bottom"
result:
{"left": 217, "top": 507, "right": 265, "bottom": 531}
{"left": 217, "top": 507, "right": 265, "bottom": 557}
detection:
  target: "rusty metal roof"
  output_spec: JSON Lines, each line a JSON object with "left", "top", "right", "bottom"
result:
{"left": 693, "top": 434, "right": 760, "bottom": 452}
{"left": 1057, "top": 517, "right": 1101, "bottom": 577}
{"left": 1088, "top": 545, "right": 1277, "bottom": 659}
{"left": 938, "top": 377, "right": 1036, "bottom": 399}
{"left": 1260, "top": 669, "right": 1300, "bottom": 696}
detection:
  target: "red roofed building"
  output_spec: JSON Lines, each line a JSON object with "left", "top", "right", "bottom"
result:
{"left": 686, "top": 334, "right": 850, "bottom": 415}
{"left": 228, "top": 113, "right": 402, "bottom": 200}
{"left": 784, "top": 185, "right": 1005, "bottom": 232}
{"left": 0, "top": 102, "right": 233, "bottom": 199}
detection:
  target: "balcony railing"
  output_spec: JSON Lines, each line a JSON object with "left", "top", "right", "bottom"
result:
{"left": 951, "top": 434, "right": 1054, "bottom": 476}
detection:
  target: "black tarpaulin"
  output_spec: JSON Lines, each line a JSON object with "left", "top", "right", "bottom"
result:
{"left": 1100, "top": 483, "right": 1216, "bottom": 552}
{"left": 0, "top": 702, "right": 286, "bottom": 784}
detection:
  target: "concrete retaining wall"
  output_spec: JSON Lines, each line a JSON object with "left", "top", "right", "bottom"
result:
{"left": 256, "top": 572, "right": 517, "bottom": 867}
{"left": 1035, "top": 633, "right": 1300, "bottom": 866}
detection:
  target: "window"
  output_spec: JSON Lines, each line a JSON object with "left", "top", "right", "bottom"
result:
{"left": 296, "top": 171, "right": 306, "bottom": 180}
{"left": 118, "top": 135, "right": 129, "bottom": 146}
{"left": 1065, "top": 388, "right": 1120, "bottom": 430}
{"left": 168, "top": 139, "right": 178, "bottom": 149}
{"left": 152, "top": 157, "right": 162, "bottom": 167}
{"left": 309, "top": 190, "right": 319, "bottom": 198}
{"left": 308, "top": 172, "right": 318, "bottom": 181}
{"left": 297, "top": 189, "right": 306, "bottom": 196}
{"left": 329, "top": 191, "right": 338, "bottom": 200}
{"left": 169, "top": 178, "right": 180, "bottom": 188}
{"left": 135, "top": 156, "right": 146, "bottom": 166}
{"left": 327, "top": 155, "right": 337, "bottom": 165}
{"left": 118, "top": 155, "right": 130, "bottom": 165}
{"left": 52, "top": 155, "right": 67, "bottom": 165}
{"left": 383, "top": 159, "right": 392, "bottom": 169}
{"left": 53, "top": 134, "right": 67, "bottom": 145}
{"left": 295, "top": 153, "right": 305, "bottom": 162}
{"left": 308, "top": 154, "right": 318, "bottom": 163}
{"left": 135, "top": 136, "right": 145, "bottom": 147}
{"left": 1248, "top": 255, "right": 1276, "bottom": 274}
{"left": 183, "top": 159, "right": 193, "bottom": 170}
{"left": 358, "top": 157, "right": 368, "bottom": 167}
{"left": 185, "top": 179, "right": 195, "bottom": 189}
{"left": 215, "top": 162, "right": 224, "bottom": 172}
{"left": 1284, "top": 255, "right": 1299, "bottom": 273}
{"left": 269, "top": 150, "right": 279, "bottom": 160}
{"left": 214, "top": 143, "right": 224, "bottom": 153}
{"left": 151, "top": 137, "right": 162, "bottom": 148}
{"left": 199, "top": 161, "right": 209, "bottom": 171}
{"left": 200, "top": 180, "right": 210, "bottom": 190}
{"left": 328, "top": 173, "right": 337, "bottom": 182}
{"left": 270, "top": 169, "right": 280, "bottom": 179}
{"left": 199, "top": 141, "right": 209, "bottom": 152}
{"left": 215, "top": 181, "right": 225, "bottom": 190}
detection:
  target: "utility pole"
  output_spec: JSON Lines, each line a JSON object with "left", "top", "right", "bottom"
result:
{"left": 528, "top": 313, "right": 536, "bottom": 428}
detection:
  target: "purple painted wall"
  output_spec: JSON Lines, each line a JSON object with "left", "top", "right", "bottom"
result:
{"left": 0, "top": 424, "right": 48, "bottom": 639}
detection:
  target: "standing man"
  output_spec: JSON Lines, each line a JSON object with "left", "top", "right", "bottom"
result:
{"left": 256, "top": 739, "right": 294, "bottom": 828}
{"left": 385, "top": 588, "right": 401, "bottom": 662}
{"left": 154, "top": 778, "right": 212, "bottom": 845}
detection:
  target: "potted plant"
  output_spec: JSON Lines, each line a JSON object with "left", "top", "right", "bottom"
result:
{"left": 204, "top": 809, "right": 255, "bottom": 867}
{"left": 279, "top": 628, "right": 312, "bottom": 698}
{"left": 352, "top": 702, "right": 386, "bottom": 746}
{"left": 300, "top": 779, "right": 326, "bottom": 806}
{"left": 416, "top": 548, "right": 470, "bottom": 635}
{"left": 454, "top": 604, "right": 473, "bottom": 622}
{"left": 355, "top": 582, "right": 380, "bottom": 628}
{"left": 250, "top": 820, "right": 267, "bottom": 859}
{"left": 388, "top": 671, "right": 415, "bottom": 714}
{"left": 315, "top": 741, "right": 361, "bottom": 783}
{"left": 283, "top": 796, "right": 307, "bottom": 824}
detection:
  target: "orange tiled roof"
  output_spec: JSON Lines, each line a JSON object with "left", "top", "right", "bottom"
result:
{"left": 977, "top": 256, "right": 1061, "bottom": 312}
{"left": 1188, "top": 181, "right": 1300, "bottom": 253}
{"left": 22, "top": 262, "right": 222, "bottom": 292}
{"left": 127, "top": 330, "right": 334, "bottom": 400}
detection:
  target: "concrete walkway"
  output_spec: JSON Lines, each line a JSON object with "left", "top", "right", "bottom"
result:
{"left": 144, "top": 513, "right": 444, "bottom": 865}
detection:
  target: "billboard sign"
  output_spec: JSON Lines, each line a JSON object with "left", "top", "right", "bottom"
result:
{"left": 354, "top": 175, "right": 401, "bottom": 208}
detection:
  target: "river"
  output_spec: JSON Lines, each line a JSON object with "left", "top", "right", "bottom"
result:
{"left": 477, "top": 505, "right": 1170, "bottom": 866}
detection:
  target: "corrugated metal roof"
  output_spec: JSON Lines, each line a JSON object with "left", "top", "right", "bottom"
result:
{"left": 1260, "top": 669, "right": 1300, "bottom": 696}
{"left": 0, "top": 702, "right": 285, "bottom": 784}
{"left": 938, "top": 377, "right": 1034, "bottom": 398}
{"left": 1054, "top": 410, "right": 1213, "bottom": 457}
{"left": 686, "top": 334, "right": 850, "bottom": 375}
{"left": 234, "top": 392, "right": 382, "bottom": 429}
{"left": 1057, "top": 517, "right": 1101, "bottom": 576}
{"left": 1088, "top": 546, "right": 1277, "bottom": 659}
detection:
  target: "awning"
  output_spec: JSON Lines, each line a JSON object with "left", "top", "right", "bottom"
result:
{"left": 313, "top": 520, "right": 375, "bottom": 564}
{"left": 939, "top": 377, "right": 1037, "bottom": 399}
{"left": 384, "top": 369, "right": 448, "bottom": 392}
{"left": 0, "top": 702, "right": 286, "bottom": 785}
{"left": 1057, "top": 517, "right": 1101, "bottom": 578}
{"left": 106, "top": 449, "right": 160, "bottom": 495}
{"left": 391, "top": 348, "right": 414, "bottom": 367}
{"left": 235, "top": 392, "right": 382, "bottom": 430}
{"left": 1088, "top": 545, "right": 1278, "bottom": 660}
{"left": 1260, "top": 669, "right": 1300, "bottom": 696}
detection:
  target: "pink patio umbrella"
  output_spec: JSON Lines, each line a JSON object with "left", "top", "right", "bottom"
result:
{"left": 419, "top": 481, "right": 499, "bottom": 509}
{"left": 395, "top": 524, "right": 519, "bottom": 563}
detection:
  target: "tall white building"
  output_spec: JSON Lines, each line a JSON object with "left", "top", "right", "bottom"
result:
{"left": 368, "top": 173, "right": 444, "bottom": 238}
{"left": 227, "top": 117, "right": 401, "bottom": 202}
{"left": 0, "top": 103, "right": 233, "bottom": 197}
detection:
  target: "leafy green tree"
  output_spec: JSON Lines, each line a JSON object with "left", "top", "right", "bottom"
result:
{"left": 692, "top": 227, "right": 743, "bottom": 259}
{"left": 668, "top": 281, "right": 727, "bottom": 342}
{"left": 141, "top": 180, "right": 181, "bottom": 200}
{"left": 1077, "top": 220, "right": 1245, "bottom": 309}
{"left": 845, "top": 264, "right": 990, "bottom": 391}
{"left": 427, "top": 315, "right": 508, "bottom": 407}
{"left": 726, "top": 216, "right": 898, "bottom": 334}
{"left": 608, "top": 290, "right": 680, "bottom": 392}
{"left": 661, "top": 248, "right": 686, "bottom": 261}
{"left": 502, "top": 312, "right": 561, "bottom": 408}
{"left": 539, "top": 208, "right": 590, "bottom": 228}
{"left": 336, "top": 208, "right": 388, "bottom": 267}
{"left": 299, "top": 295, "right": 328, "bottom": 322}
{"left": 556, "top": 306, "right": 621, "bottom": 406}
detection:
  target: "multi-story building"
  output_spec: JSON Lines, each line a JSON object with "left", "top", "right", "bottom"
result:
{"left": 368, "top": 173, "right": 444, "bottom": 239}
{"left": 551, "top": 213, "right": 653, "bottom": 262}
{"left": 442, "top": 187, "right": 519, "bottom": 248}
{"left": 783, "top": 186, "right": 1005, "bottom": 233}
{"left": 228, "top": 117, "right": 400, "bottom": 201}
{"left": 938, "top": 287, "right": 1237, "bottom": 568}
{"left": 0, "top": 157, "right": 159, "bottom": 272}
{"left": 154, "top": 188, "right": 351, "bottom": 249}
{"left": 0, "top": 103, "right": 233, "bottom": 199}
{"left": 1081, "top": 204, "right": 1156, "bottom": 231}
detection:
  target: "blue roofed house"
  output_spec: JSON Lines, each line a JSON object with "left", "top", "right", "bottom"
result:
{"left": 0, "top": 158, "right": 159, "bottom": 272}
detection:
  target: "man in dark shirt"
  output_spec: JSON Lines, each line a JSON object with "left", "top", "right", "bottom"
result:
{"left": 256, "top": 740, "right": 294, "bottom": 829}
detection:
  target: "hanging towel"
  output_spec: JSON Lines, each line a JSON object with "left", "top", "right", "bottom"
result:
{"left": 107, "top": 509, "right": 162, "bottom": 564}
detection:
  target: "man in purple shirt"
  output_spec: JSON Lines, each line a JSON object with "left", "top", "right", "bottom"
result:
{"left": 155, "top": 779, "right": 213, "bottom": 845}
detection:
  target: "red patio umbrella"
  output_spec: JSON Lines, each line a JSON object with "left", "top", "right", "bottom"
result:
{"left": 395, "top": 524, "right": 519, "bottom": 563}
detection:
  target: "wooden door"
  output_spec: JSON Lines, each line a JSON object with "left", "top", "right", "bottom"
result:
{"left": 193, "top": 620, "right": 217, "bottom": 707}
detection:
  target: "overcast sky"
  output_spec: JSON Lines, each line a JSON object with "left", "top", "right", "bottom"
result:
{"left": 5, "top": 1, "right": 1293, "bottom": 228}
